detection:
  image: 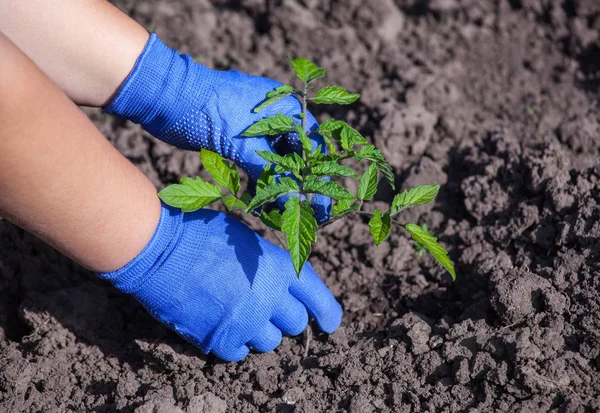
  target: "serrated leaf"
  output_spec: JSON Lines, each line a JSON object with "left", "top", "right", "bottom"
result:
{"left": 405, "top": 223, "right": 456, "bottom": 280}
{"left": 318, "top": 119, "right": 346, "bottom": 140}
{"left": 200, "top": 149, "right": 240, "bottom": 195}
{"left": 313, "top": 86, "right": 360, "bottom": 105}
{"left": 222, "top": 195, "right": 247, "bottom": 210}
{"left": 303, "top": 178, "right": 355, "bottom": 200}
{"left": 391, "top": 185, "right": 440, "bottom": 213}
{"left": 294, "top": 122, "right": 313, "bottom": 155}
{"left": 309, "top": 152, "right": 335, "bottom": 164}
{"left": 290, "top": 58, "right": 325, "bottom": 84}
{"left": 357, "top": 163, "right": 378, "bottom": 201}
{"left": 369, "top": 209, "right": 391, "bottom": 245}
{"left": 158, "top": 177, "right": 221, "bottom": 212}
{"left": 358, "top": 145, "right": 395, "bottom": 189}
{"left": 242, "top": 113, "right": 294, "bottom": 136}
{"left": 256, "top": 151, "right": 305, "bottom": 174}
{"left": 310, "top": 161, "right": 358, "bottom": 178}
{"left": 321, "top": 135, "right": 337, "bottom": 154}
{"left": 414, "top": 223, "right": 428, "bottom": 256}
{"left": 260, "top": 209, "right": 283, "bottom": 230}
{"left": 256, "top": 164, "right": 276, "bottom": 190}
{"left": 244, "top": 179, "right": 299, "bottom": 212}
{"left": 282, "top": 197, "right": 318, "bottom": 275}
{"left": 340, "top": 125, "right": 368, "bottom": 150}
{"left": 332, "top": 199, "right": 359, "bottom": 217}
{"left": 254, "top": 85, "right": 294, "bottom": 113}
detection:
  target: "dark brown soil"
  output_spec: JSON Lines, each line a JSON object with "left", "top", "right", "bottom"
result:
{"left": 2, "top": 0, "right": 600, "bottom": 411}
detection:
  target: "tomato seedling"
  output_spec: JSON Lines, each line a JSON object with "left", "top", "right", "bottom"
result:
{"left": 159, "top": 58, "right": 455, "bottom": 280}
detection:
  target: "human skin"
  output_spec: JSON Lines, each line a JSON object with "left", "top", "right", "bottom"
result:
{"left": 0, "top": 32, "right": 161, "bottom": 273}
{"left": 0, "top": 0, "right": 149, "bottom": 107}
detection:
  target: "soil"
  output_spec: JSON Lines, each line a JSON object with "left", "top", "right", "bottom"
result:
{"left": 1, "top": 0, "right": 600, "bottom": 411}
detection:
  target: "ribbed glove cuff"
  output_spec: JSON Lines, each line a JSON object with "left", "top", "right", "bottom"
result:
{"left": 104, "top": 34, "right": 221, "bottom": 138}
{"left": 97, "top": 204, "right": 184, "bottom": 294}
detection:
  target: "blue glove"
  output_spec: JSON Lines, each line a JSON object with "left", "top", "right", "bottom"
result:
{"left": 97, "top": 204, "right": 342, "bottom": 362}
{"left": 105, "top": 34, "right": 330, "bottom": 222}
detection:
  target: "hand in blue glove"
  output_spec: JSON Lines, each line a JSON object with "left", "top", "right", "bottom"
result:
{"left": 98, "top": 204, "right": 342, "bottom": 362}
{"left": 105, "top": 34, "right": 330, "bottom": 222}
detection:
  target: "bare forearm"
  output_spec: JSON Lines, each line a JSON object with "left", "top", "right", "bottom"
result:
{"left": 0, "top": 33, "right": 160, "bottom": 272}
{"left": 0, "top": 0, "right": 148, "bottom": 107}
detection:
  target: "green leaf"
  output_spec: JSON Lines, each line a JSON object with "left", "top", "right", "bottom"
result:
{"left": 200, "top": 149, "right": 240, "bottom": 195}
{"left": 318, "top": 119, "right": 346, "bottom": 140}
{"left": 242, "top": 113, "right": 294, "bottom": 136}
{"left": 241, "top": 192, "right": 253, "bottom": 204}
{"left": 289, "top": 58, "right": 325, "bottom": 84}
{"left": 340, "top": 125, "right": 368, "bottom": 150}
{"left": 222, "top": 195, "right": 247, "bottom": 211}
{"left": 310, "top": 161, "right": 358, "bottom": 178}
{"left": 303, "top": 178, "right": 356, "bottom": 200}
{"left": 244, "top": 179, "right": 299, "bottom": 212}
{"left": 260, "top": 209, "right": 283, "bottom": 230}
{"left": 158, "top": 177, "right": 221, "bottom": 212}
{"left": 281, "top": 197, "right": 318, "bottom": 275}
{"left": 332, "top": 199, "right": 359, "bottom": 217}
{"left": 405, "top": 223, "right": 456, "bottom": 280}
{"left": 357, "top": 163, "right": 378, "bottom": 201}
{"left": 294, "top": 122, "right": 313, "bottom": 155}
{"left": 369, "top": 210, "right": 391, "bottom": 245}
{"left": 256, "top": 165, "right": 276, "bottom": 190}
{"left": 391, "top": 185, "right": 440, "bottom": 213}
{"left": 414, "top": 223, "right": 428, "bottom": 256}
{"left": 254, "top": 85, "right": 294, "bottom": 112}
{"left": 256, "top": 151, "right": 305, "bottom": 174}
{"left": 313, "top": 86, "right": 360, "bottom": 105}
{"left": 358, "top": 145, "right": 395, "bottom": 189}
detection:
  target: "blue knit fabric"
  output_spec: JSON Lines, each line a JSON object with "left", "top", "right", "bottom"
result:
{"left": 98, "top": 204, "right": 342, "bottom": 362}
{"left": 105, "top": 34, "right": 331, "bottom": 222}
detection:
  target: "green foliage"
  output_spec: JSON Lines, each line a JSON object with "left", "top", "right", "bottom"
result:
{"left": 260, "top": 209, "right": 283, "bottom": 231}
{"left": 256, "top": 151, "right": 304, "bottom": 176}
{"left": 369, "top": 209, "right": 391, "bottom": 245}
{"left": 200, "top": 149, "right": 240, "bottom": 195}
{"left": 405, "top": 223, "right": 456, "bottom": 280}
{"left": 313, "top": 86, "right": 360, "bottom": 105}
{"left": 414, "top": 223, "right": 428, "bottom": 256}
{"left": 357, "top": 163, "right": 378, "bottom": 201}
{"left": 244, "top": 178, "right": 299, "bottom": 213}
{"left": 331, "top": 199, "right": 359, "bottom": 217}
{"left": 254, "top": 85, "right": 294, "bottom": 112}
{"left": 281, "top": 197, "right": 318, "bottom": 275}
{"left": 290, "top": 58, "right": 325, "bottom": 84}
{"left": 242, "top": 113, "right": 294, "bottom": 136}
{"left": 303, "top": 179, "right": 355, "bottom": 200}
{"left": 391, "top": 184, "right": 440, "bottom": 213}
{"left": 222, "top": 195, "right": 246, "bottom": 211}
{"left": 311, "top": 162, "right": 358, "bottom": 178}
{"left": 158, "top": 177, "right": 221, "bottom": 212}
{"left": 159, "top": 57, "right": 455, "bottom": 280}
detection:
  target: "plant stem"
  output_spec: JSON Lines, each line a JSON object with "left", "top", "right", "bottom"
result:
{"left": 301, "top": 82, "right": 308, "bottom": 135}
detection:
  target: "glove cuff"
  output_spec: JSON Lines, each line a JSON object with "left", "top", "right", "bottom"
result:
{"left": 104, "top": 34, "right": 221, "bottom": 139}
{"left": 97, "top": 203, "right": 184, "bottom": 293}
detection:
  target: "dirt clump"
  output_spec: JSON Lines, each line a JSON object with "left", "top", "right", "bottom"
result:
{"left": 1, "top": 0, "right": 600, "bottom": 411}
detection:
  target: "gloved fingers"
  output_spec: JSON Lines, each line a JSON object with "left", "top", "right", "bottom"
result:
{"left": 231, "top": 134, "right": 281, "bottom": 184}
{"left": 271, "top": 295, "right": 309, "bottom": 336}
{"left": 211, "top": 343, "right": 250, "bottom": 363}
{"left": 310, "top": 192, "right": 332, "bottom": 225}
{"left": 289, "top": 262, "right": 342, "bottom": 334}
{"left": 247, "top": 322, "right": 282, "bottom": 353}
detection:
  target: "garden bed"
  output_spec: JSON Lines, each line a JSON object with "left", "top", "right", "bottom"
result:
{"left": 1, "top": 0, "right": 599, "bottom": 411}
